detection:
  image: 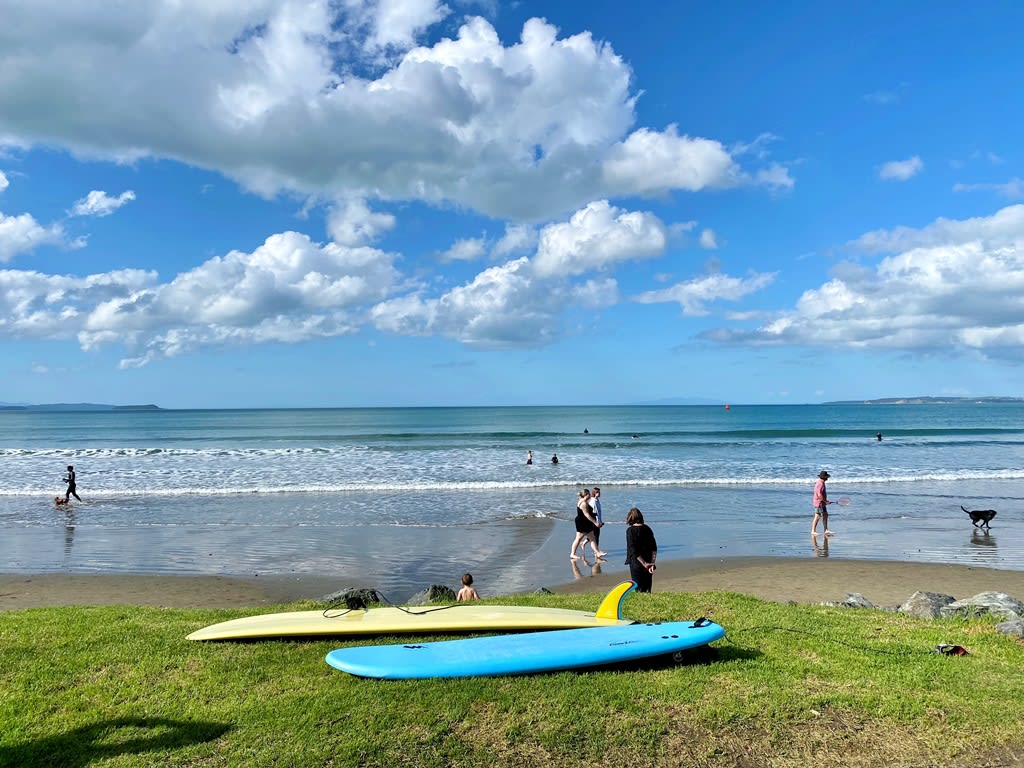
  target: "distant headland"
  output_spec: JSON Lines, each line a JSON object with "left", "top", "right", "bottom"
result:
{"left": 824, "top": 396, "right": 1024, "bottom": 405}
{"left": 0, "top": 403, "right": 162, "bottom": 412}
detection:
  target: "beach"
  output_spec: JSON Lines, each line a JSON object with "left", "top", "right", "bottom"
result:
{"left": 6, "top": 556, "right": 1024, "bottom": 611}
{"left": 4, "top": 404, "right": 1024, "bottom": 606}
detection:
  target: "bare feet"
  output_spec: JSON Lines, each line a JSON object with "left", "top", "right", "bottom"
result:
{"left": 569, "top": 555, "right": 580, "bottom": 560}
{"left": 824, "top": 530, "right": 834, "bottom": 537}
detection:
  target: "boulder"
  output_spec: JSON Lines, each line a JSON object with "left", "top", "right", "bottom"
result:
{"left": 995, "top": 618, "right": 1024, "bottom": 638}
{"left": 406, "top": 584, "right": 457, "bottom": 605}
{"left": 821, "top": 592, "right": 877, "bottom": 609}
{"left": 898, "top": 591, "right": 956, "bottom": 619}
{"left": 319, "top": 587, "right": 382, "bottom": 607}
{"left": 939, "top": 591, "right": 1024, "bottom": 621}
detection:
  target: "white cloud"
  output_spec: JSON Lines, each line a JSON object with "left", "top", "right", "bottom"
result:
{"left": 371, "top": 200, "right": 672, "bottom": 348}
{"left": 705, "top": 205, "right": 1024, "bottom": 359}
{"left": 953, "top": 178, "right": 1023, "bottom": 200}
{"left": 0, "top": 3, "right": 789, "bottom": 220}
{"left": 490, "top": 223, "right": 537, "bottom": 260}
{"left": 601, "top": 126, "right": 741, "bottom": 195}
{"left": 70, "top": 189, "right": 136, "bottom": 217}
{"left": 359, "top": 0, "right": 450, "bottom": 54}
{"left": 438, "top": 236, "right": 486, "bottom": 263}
{"left": 0, "top": 212, "right": 70, "bottom": 262}
{"left": 532, "top": 200, "right": 667, "bottom": 277}
{"left": 699, "top": 228, "right": 718, "bottom": 250}
{"left": 879, "top": 156, "right": 923, "bottom": 181}
{"left": 326, "top": 197, "right": 396, "bottom": 246}
{"left": 852, "top": 204, "right": 1024, "bottom": 255}
{"left": 753, "top": 163, "right": 795, "bottom": 190}
{"left": 0, "top": 228, "right": 400, "bottom": 365}
{"left": 0, "top": 171, "right": 8, "bottom": 192}
{"left": 634, "top": 272, "right": 775, "bottom": 316}
{"left": 372, "top": 256, "right": 618, "bottom": 348}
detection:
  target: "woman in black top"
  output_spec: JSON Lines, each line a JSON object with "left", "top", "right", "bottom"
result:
{"left": 570, "top": 489, "right": 598, "bottom": 560}
{"left": 624, "top": 507, "right": 657, "bottom": 592}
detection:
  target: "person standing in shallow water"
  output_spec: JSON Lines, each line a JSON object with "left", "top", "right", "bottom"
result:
{"left": 811, "top": 470, "right": 833, "bottom": 537}
{"left": 624, "top": 507, "right": 657, "bottom": 593}
{"left": 63, "top": 465, "right": 81, "bottom": 502}
{"left": 526, "top": 450, "right": 533, "bottom": 465}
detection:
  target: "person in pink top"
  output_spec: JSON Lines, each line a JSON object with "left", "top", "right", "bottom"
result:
{"left": 811, "top": 470, "right": 834, "bottom": 537}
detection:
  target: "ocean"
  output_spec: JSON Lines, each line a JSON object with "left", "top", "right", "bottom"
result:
{"left": 2, "top": 403, "right": 1023, "bottom": 599}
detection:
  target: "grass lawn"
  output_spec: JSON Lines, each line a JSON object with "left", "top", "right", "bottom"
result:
{"left": 1, "top": 590, "right": 1022, "bottom": 767}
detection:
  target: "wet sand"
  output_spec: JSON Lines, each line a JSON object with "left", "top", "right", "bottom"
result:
{"left": 4, "top": 556, "right": 1024, "bottom": 610}
{"left": 554, "top": 556, "right": 1024, "bottom": 607}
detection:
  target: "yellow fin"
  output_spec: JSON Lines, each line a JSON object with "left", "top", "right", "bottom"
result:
{"left": 594, "top": 580, "right": 636, "bottom": 620}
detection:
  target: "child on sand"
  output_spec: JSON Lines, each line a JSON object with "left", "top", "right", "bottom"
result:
{"left": 456, "top": 573, "right": 479, "bottom": 601}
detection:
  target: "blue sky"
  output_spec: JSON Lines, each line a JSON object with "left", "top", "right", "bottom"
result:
{"left": 1, "top": 0, "right": 1023, "bottom": 408}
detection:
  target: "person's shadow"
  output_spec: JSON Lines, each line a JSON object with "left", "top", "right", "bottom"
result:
{"left": 0, "top": 717, "right": 230, "bottom": 768}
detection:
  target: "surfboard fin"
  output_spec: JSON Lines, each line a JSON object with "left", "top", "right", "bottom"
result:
{"left": 595, "top": 580, "right": 636, "bottom": 620}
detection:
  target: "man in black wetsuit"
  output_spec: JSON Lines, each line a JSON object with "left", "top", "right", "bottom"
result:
{"left": 63, "top": 465, "right": 82, "bottom": 502}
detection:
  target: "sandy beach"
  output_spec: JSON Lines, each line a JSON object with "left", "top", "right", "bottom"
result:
{"left": 5, "top": 556, "right": 1024, "bottom": 611}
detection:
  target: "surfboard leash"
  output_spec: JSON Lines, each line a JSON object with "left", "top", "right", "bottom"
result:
{"left": 322, "top": 588, "right": 471, "bottom": 618}
{"left": 721, "top": 625, "right": 954, "bottom": 658}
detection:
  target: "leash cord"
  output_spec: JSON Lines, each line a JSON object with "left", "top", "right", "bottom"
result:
{"left": 722, "top": 625, "right": 936, "bottom": 657}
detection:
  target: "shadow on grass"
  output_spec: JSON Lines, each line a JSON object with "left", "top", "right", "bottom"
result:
{"left": 0, "top": 716, "right": 231, "bottom": 768}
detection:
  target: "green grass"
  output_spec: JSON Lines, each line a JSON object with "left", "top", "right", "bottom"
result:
{"left": 2, "top": 590, "right": 1023, "bottom": 767}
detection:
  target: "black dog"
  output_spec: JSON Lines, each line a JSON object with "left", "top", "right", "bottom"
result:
{"left": 961, "top": 505, "right": 996, "bottom": 530}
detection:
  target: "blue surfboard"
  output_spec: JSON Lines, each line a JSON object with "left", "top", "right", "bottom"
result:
{"left": 325, "top": 618, "right": 725, "bottom": 679}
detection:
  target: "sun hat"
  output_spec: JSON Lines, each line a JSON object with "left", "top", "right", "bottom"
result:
{"left": 818, "top": 470, "right": 830, "bottom": 479}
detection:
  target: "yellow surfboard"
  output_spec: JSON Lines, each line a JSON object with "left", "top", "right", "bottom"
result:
{"left": 187, "top": 581, "right": 636, "bottom": 641}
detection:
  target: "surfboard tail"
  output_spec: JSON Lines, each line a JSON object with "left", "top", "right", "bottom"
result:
{"left": 594, "top": 580, "right": 636, "bottom": 620}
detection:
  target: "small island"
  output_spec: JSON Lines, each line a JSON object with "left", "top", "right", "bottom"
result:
{"left": 0, "top": 403, "right": 162, "bottom": 412}
{"left": 824, "top": 396, "right": 1024, "bottom": 405}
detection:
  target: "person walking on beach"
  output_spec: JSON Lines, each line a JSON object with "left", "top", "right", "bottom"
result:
{"left": 583, "top": 487, "right": 605, "bottom": 559}
{"left": 624, "top": 507, "right": 657, "bottom": 593}
{"left": 63, "top": 465, "right": 81, "bottom": 502}
{"left": 811, "top": 470, "right": 833, "bottom": 537}
{"left": 457, "top": 573, "right": 479, "bottom": 601}
{"left": 570, "top": 489, "right": 601, "bottom": 560}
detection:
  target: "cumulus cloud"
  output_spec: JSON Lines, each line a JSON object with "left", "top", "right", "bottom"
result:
{"left": 69, "top": 189, "right": 136, "bottom": 217}
{"left": 0, "top": 212, "right": 71, "bottom": 262}
{"left": 0, "top": 170, "right": 8, "bottom": 192}
{"left": 372, "top": 256, "right": 617, "bottom": 348}
{"left": 699, "top": 228, "right": 718, "bottom": 250}
{"left": 879, "top": 156, "right": 923, "bottom": 181}
{"left": 490, "top": 223, "right": 537, "bottom": 260}
{"left": 852, "top": 204, "right": 1024, "bottom": 255}
{"left": 634, "top": 271, "right": 775, "bottom": 316}
{"left": 371, "top": 200, "right": 668, "bottom": 347}
{"left": 326, "top": 197, "right": 396, "bottom": 246}
{"left": 438, "top": 236, "right": 486, "bottom": 263}
{"left": 703, "top": 205, "right": 1024, "bottom": 359}
{"left": 532, "top": 200, "right": 667, "bottom": 277}
{"left": 357, "top": 0, "right": 450, "bottom": 54}
{"left": 601, "top": 126, "right": 741, "bottom": 196}
{"left": 0, "top": 2, "right": 790, "bottom": 220}
{"left": 0, "top": 229, "right": 400, "bottom": 365}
